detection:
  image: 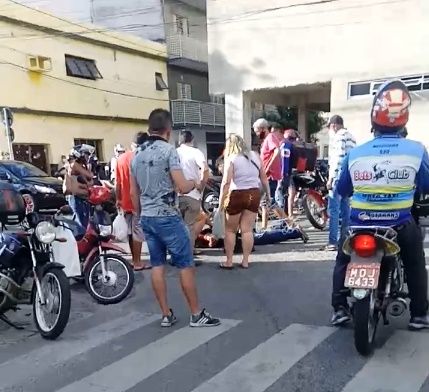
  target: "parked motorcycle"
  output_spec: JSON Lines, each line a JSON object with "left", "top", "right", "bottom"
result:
{"left": 202, "top": 176, "right": 221, "bottom": 216}
{"left": 0, "top": 185, "right": 71, "bottom": 339}
{"left": 57, "top": 186, "right": 134, "bottom": 305}
{"left": 296, "top": 163, "right": 328, "bottom": 230}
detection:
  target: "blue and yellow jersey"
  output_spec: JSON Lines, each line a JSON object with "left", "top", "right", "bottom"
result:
{"left": 337, "top": 134, "right": 429, "bottom": 227}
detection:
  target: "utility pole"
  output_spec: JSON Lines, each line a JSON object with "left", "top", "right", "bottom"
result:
{"left": 2, "top": 107, "right": 14, "bottom": 160}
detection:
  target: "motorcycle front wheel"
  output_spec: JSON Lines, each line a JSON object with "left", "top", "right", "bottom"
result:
{"left": 33, "top": 268, "right": 71, "bottom": 340}
{"left": 85, "top": 254, "right": 134, "bottom": 305}
{"left": 303, "top": 194, "right": 327, "bottom": 230}
{"left": 353, "top": 291, "right": 379, "bottom": 356}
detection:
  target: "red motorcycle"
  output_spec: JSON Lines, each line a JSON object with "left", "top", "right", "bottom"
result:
{"left": 295, "top": 162, "right": 329, "bottom": 230}
{"left": 59, "top": 186, "right": 134, "bottom": 305}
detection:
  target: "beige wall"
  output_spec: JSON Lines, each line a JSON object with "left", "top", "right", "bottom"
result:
{"left": 6, "top": 113, "right": 147, "bottom": 164}
{"left": 0, "top": 0, "right": 169, "bottom": 165}
{"left": 207, "top": 0, "right": 429, "bottom": 145}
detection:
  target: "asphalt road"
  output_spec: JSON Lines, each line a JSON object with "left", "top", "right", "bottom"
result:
{"left": 1, "top": 226, "right": 429, "bottom": 392}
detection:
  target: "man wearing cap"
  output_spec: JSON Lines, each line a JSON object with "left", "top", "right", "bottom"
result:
{"left": 176, "top": 131, "right": 209, "bottom": 263}
{"left": 322, "top": 115, "right": 356, "bottom": 251}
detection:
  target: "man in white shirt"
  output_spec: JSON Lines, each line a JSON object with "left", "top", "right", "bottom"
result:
{"left": 176, "top": 131, "right": 209, "bottom": 260}
{"left": 322, "top": 115, "right": 356, "bottom": 251}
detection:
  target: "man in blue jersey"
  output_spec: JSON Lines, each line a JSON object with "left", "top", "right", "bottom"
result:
{"left": 331, "top": 80, "right": 429, "bottom": 330}
{"left": 281, "top": 129, "right": 298, "bottom": 219}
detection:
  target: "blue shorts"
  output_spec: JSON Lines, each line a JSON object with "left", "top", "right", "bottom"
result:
{"left": 141, "top": 215, "right": 193, "bottom": 269}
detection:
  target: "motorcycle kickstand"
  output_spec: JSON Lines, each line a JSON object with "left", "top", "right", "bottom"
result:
{"left": 0, "top": 313, "right": 26, "bottom": 330}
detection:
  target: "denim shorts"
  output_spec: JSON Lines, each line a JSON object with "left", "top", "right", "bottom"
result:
{"left": 141, "top": 215, "right": 193, "bottom": 269}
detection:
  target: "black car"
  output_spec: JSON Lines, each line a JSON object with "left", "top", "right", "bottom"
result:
{"left": 0, "top": 160, "right": 66, "bottom": 213}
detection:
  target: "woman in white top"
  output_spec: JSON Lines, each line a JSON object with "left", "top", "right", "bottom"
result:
{"left": 219, "top": 134, "right": 270, "bottom": 269}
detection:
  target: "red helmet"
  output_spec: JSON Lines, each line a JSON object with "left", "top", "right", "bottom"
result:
{"left": 371, "top": 80, "right": 411, "bottom": 133}
{"left": 88, "top": 186, "right": 111, "bottom": 205}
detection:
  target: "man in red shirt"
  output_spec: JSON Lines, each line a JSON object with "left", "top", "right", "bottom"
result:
{"left": 116, "top": 132, "right": 150, "bottom": 271}
{"left": 260, "top": 122, "right": 287, "bottom": 228}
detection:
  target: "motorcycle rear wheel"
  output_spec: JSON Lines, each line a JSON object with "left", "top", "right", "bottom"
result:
{"left": 303, "top": 194, "right": 327, "bottom": 230}
{"left": 33, "top": 268, "right": 71, "bottom": 340}
{"left": 353, "top": 292, "right": 379, "bottom": 356}
{"left": 85, "top": 254, "right": 134, "bottom": 305}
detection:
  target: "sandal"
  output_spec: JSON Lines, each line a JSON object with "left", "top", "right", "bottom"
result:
{"left": 219, "top": 263, "right": 234, "bottom": 270}
{"left": 240, "top": 263, "right": 249, "bottom": 269}
{"left": 133, "top": 263, "right": 152, "bottom": 271}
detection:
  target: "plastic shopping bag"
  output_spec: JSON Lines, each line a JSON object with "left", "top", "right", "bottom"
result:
{"left": 212, "top": 208, "right": 225, "bottom": 239}
{"left": 112, "top": 211, "right": 128, "bottom": 242}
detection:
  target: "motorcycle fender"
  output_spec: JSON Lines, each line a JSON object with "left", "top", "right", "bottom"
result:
{"left": 37, "top": 262, "right": 65, "bottom": 277}
{"left": 307, "top": 189, "right": 326, "bottom": 212}
{"left": 100, "top": 242, "right": 127, "bottom": 254}
{"left": 82, "top": 243, "right": 127, "bottom": 272}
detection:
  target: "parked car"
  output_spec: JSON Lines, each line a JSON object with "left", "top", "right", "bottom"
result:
{"left": 0, "top": 160, "right": 66, "bottom": 213}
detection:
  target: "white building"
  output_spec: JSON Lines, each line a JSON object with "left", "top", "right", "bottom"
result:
{"left": 206, "top": 0, "right": 429, "bottom": 148}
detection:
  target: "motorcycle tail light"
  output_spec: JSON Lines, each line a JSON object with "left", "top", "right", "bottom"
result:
{"left": 352, "top": 234, "right": 377, "bottom": 258}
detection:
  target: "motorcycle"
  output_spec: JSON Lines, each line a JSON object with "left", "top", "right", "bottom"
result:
{"left": 0, "top": 185, "right": 71, "bottom": 339}
{"left": 342, "top": 226, "right": 408, "bottom": 356}
{"left": 295, "top": 163, "right": 328, "bottom": 230}
{"left": 202, "top": 176, "right": 221, "bottom": 217}
{"left": 57, "top": 186, "right": 134, "bottom": 305}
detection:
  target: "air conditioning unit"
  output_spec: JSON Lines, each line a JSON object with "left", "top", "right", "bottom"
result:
{"left": 27, "top": 55, "right": 52, "bottom": 72}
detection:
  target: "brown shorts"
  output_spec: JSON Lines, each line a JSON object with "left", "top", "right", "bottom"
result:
{"left": 225, "top": 188, "right": 261, "bottom": 215}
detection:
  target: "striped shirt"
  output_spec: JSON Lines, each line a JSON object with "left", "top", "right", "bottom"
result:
{"left": 328, "top": 128, "right": 356, "bottom": 181}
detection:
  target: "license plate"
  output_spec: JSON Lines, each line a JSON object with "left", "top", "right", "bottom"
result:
{"left": 344, "top": 263, "right": 381, "bottom": 289}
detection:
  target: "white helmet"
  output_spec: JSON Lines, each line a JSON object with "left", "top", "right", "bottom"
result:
{"left": 114, "top": 144, "right": 125, "bottom": 155}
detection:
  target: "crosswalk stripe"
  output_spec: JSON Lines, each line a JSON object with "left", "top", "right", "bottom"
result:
{"left": 190, "top": 324, "right": 335, "bottom": 392}
{"left": 56, "top": 319, "right": 241, "bottom": 392}
{"left": 0, "top": 312, "right": 160, "bottom": 389}
{"left": 341, "top": 330, "right": 429, "bottom": 392}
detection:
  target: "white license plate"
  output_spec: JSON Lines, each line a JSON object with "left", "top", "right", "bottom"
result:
{"left": 344, "top": 263, "right": 381, "bottom": 289}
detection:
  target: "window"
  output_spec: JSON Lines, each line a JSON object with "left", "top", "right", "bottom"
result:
{"left": 174, "top": 14, "right": 189, "bottom": 36}
{"left": 348, "top": 74, "right": 429, "bottom": 98}
{"left": 177, "top": 82, "right": 192, "bottom": 100}
{"left": 74, "top": 139, "right": 103, "bottom": 160}
{"left": 155, "top": 72, "right": 168, "bottom": 90}
{"left": 210, "top": 94, "right": 225, "bottom": 105}
{"left": 65, "top": 55, "right": 102, "bottom": 80}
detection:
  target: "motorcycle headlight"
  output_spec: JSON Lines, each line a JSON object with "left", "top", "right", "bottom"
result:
{"left": 34, "top": 185, "right": 57, "bottom": 194}
{"left": 35, "top": 221, "right": 56, "bottom": 243}
{"left": 98, "top": 224, "right": 112, "bottom": 237}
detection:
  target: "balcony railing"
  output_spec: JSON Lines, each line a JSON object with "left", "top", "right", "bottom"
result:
{"left": 167, "top": 34, "right": 208, "bottom": 64}
{"left": 171, "top": 100, "right": 225, "bottom": 127}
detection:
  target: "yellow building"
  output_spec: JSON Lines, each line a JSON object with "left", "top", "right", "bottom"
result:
{"left": 0, "top": 0, "right": 169, "bottom": 173}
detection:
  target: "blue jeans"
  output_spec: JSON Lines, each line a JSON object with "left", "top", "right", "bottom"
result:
{"left": 269, "top": 179, "right": 285, "bottom": 209}
{"left": 141, "top": 215, "right": 193, "bottom": 269}
{"left": 67, "top": 195, "right": 90, "bottom": 232}
{"left": 328, "top": 188, "right": 350, "bottom": 246}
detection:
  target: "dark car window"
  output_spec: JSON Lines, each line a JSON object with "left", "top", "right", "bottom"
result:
{"left": 0, "top": 162, "right": 48, "bottom": 178}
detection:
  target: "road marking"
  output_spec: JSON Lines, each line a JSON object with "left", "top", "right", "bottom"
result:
{"left": 56, "top": 319, "right": 241, "bottom": 392}
{"left": 0, "top": 312, "right": 160, "bottom": 388}
{"left": 341, "top": 330, "right": 429, "bottom": 392}
{"left": 190, "top": 324, "right": 335, "bottom": 392}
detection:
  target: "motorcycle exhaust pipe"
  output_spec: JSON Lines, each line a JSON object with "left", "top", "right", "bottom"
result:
{"left": 387, "top": 298, "right": 408, "bottom": 318}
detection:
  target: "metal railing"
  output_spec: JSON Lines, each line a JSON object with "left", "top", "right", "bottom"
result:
{"left": 171, "top": 100, "right": 225, "bottom": 127}
{"left": 167, "top": 34, "right": 208, "bottom": 63}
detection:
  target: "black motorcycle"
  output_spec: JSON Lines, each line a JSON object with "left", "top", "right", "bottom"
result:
{"left": 202, "top": 176, "right": 221, "bottom": 216}
{"left": 343, "top": 197, "right": 429, "bottom": 355}
{"left": 0, "top": 185, "right": 71, "bottom": 340}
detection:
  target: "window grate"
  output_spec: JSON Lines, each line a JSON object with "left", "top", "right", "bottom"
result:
{"left": 348, "top": 74, "right": 429, "bottom": 98}
{"left": 65, "top": 55, "right": 102, "bottom": 80}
